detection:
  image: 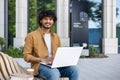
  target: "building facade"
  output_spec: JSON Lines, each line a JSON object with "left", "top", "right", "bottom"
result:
{"left": 0, "top": 0, "right": 118, "bottom": 54}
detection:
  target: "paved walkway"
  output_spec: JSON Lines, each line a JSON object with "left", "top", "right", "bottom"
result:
{"left": 77, "top": 54, "right": 120, "bottom": 80}
{"left": 15, "top": 54, "right": 120, "bottom": 80}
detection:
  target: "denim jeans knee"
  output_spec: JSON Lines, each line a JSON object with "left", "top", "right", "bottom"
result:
{"left": 38, "top": 65, "right": 60, "bottom": 80}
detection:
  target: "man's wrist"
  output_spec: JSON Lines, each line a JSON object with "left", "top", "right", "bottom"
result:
{"left": 39, "top": 58, "right": 42, "bottom": 62}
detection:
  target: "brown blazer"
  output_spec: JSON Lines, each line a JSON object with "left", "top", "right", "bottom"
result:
{"left": 23, "top": 28, "right": 61, "bottom": 75}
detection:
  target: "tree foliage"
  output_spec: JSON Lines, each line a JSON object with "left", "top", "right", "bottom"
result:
{"left": 88, "top": 1, "right": 119, "bottom": 27}
{"left": 28, "top": 0, "right": 56, "bottom": 32}
{"left": 88, "top": 1, "right": 102, "bottom": 24}
{"left": 8, "top": 0, "right": 16, "bottom": 46}
{"left": 37, "top": 0, "right": 56, "bottom": 12}
{"left": 37, "top": 0, "right": 56, "bottom": 32}
{"left": 28, "top": 0, "right": 37, "bottom": 32}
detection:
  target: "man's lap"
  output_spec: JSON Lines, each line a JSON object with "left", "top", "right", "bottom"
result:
{"left": 38, "top": 65, "right": 79, "bottom": 79}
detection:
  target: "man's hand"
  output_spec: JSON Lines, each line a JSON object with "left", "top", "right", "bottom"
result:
{"left": 41, "top": 57, "right": 54, "bottom": 64}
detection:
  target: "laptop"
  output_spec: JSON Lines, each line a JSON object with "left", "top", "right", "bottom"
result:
{"left": 40, "top": 47, "right": 83, "bottom": 68}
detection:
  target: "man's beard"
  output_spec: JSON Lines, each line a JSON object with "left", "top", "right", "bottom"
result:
{"left": 42, "top": 24, "right": 51, "bottom": 29}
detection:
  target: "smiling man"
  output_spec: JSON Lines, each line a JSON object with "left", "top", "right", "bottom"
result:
{"left": 23, "top": 9, "right": 80, "bottom": 80}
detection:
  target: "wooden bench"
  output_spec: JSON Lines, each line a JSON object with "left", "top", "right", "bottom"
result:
{"left": 0, "top": 52, "right": 69, "bottom": 80}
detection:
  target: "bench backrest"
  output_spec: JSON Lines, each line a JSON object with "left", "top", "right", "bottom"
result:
{"left": 0, "top": 52, "right": 27, "bottom": 80}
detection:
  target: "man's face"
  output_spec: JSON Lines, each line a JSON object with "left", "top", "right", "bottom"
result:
{"left": 40, "top": 16, "right": 54, "bottom": 29}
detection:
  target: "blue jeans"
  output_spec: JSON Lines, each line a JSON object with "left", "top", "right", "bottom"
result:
{"left": 38, "top": 65, "right": 80, "bottom": 80}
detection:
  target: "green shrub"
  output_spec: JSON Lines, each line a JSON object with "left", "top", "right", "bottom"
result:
{"left": 89, "top": 45, "right": 98, "bottom": 57}
{"left": 4, "top": 46, "right": 23, "bottom": 58}
{"left": 0, "top": 37, "right": 6, "bottom": 51}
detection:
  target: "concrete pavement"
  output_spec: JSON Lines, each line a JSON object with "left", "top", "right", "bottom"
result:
{"left": 77, "top": 54, "right": 120, "bottom": 80}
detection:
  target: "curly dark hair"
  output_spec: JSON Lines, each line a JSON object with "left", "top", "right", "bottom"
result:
{"left": 38, "top": 9, "right": 57, "bottom": 26}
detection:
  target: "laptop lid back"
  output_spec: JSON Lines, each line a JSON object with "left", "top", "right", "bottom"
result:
{"left": 51, "top": 47, "right": 83, "bottom": 68}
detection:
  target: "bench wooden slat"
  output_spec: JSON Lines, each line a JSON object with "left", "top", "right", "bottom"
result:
{"left": 0, "top": 55, "right": 10, "bottom": 80}
{"left": 0, "top": 52, "right": 13, "bottom": 75}
{"left": 7, "top": 55, "right": 18, "bottom": 74}
{"left": 0, "top": 65, "right": 5, "bottom": 80}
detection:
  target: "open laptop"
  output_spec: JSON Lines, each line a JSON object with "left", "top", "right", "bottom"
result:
{"left": 40, "top": 47, "right": 83, "bottom": 68}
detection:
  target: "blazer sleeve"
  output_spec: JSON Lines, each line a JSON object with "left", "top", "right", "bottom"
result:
{"left": 23, "top": 34, "right": 34, "bottom": 62}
